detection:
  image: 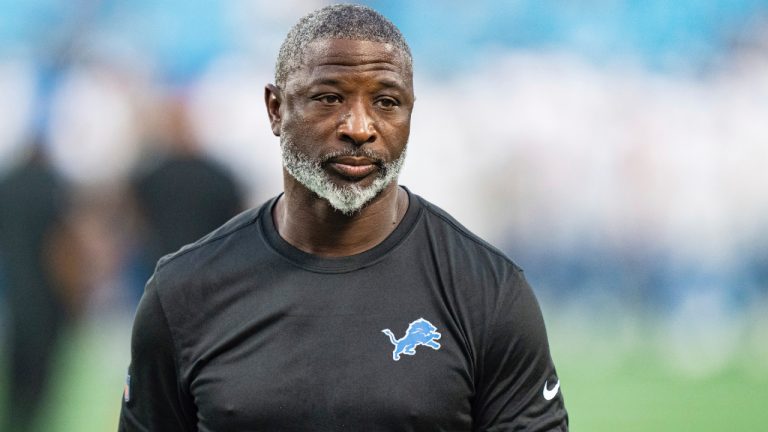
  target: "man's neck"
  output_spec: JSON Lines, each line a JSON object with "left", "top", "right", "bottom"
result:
{"left": 273, "top": 181, "right": 408, "bottom": 257}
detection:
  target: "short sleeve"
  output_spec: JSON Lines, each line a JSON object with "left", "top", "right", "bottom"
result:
{"left": 118, "top": 275, "right": 196, "bottom": 431}
{"left": 472, "top": 270, "right": 568, "bottom": 431}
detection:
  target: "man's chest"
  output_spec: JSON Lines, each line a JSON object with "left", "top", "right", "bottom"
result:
{"left": 181, "top": 273, "right": 476, "bottom": 431}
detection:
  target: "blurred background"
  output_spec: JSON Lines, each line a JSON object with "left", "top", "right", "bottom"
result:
{"left": 1, "top": 0, "right": 767, "bottom": 430}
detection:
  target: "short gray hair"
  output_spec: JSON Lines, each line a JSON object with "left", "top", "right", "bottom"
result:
{"left": 274, "top": 4, "right": 412, "bottom": 88}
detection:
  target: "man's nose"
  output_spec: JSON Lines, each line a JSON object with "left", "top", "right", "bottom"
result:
{"left": 337, "top": 102, "right": 376, "bottom": 146}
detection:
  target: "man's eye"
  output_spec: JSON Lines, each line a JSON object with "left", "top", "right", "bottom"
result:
{"left": 314, "top": 94, "right": 342, "bottom": 104}
{"left": 376, "top": 97, "right": 399, "bottom": 109}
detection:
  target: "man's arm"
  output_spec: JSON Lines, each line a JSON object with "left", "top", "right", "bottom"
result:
{"left": 119, "top": 276, "right": 196, "bottom": 431}
{"left": 472, "top": 270, "right": 568, "bottom": 431}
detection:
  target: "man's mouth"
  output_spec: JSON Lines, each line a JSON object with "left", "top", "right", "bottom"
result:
{"left": 326, "top": 156, "right": 379, "bottom": 179}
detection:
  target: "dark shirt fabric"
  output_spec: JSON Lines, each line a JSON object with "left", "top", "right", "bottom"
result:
{"left": 119, "top": 187, "right": 568, "bottom": 431}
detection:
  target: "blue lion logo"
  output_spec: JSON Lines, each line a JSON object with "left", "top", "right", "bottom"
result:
{"left": 382, "top": 318, "right": 442, "bottom": 361}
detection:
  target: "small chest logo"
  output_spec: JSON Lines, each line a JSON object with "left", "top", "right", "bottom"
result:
{"left": 123, "top": 372, "right": 131, "bottom": 403}
{"left": 381, "top": 318, "right": 442, "bottom": 361}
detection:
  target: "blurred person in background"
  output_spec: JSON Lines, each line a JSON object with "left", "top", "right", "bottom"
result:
{"left": 129, "top": 95, "right": 245, "bottom": 283}
{"left": 119, "top": 4, "right": 567, "bottom": 431}
{"left": 0, "top": 140, "right": 73, "bottom": 431}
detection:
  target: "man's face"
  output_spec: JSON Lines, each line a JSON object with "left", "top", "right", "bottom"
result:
{"left": 267, "top": 39, "right": 414, "bottom": 215}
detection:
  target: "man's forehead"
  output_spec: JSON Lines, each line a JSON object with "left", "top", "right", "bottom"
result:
{"left": 304, "top": 39, "right": 407, "bottom": 67}
{"left": 278, "top": 38, "right": 413, "bottom": 94}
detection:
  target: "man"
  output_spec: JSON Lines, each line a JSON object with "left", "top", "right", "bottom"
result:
{"left": 119, "top": 4, "right": 568, "bottom": 431}
{"left": 0, "top": 145, "right": 70, "bottom": 432}
{"left": 130, "top": 96, "right": 244, "bottom": 293}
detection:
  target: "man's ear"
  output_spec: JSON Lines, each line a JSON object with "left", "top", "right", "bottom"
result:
{"left": 265, "top": 84, "right": 282, "bottom": 136}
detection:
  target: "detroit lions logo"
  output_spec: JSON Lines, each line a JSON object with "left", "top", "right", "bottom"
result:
{"left": 381, "top": 318, "right": 442, "bottom": 361}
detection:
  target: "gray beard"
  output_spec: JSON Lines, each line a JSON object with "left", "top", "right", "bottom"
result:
{"left": 280, "top": 137, "right": 407, "bottom": 216}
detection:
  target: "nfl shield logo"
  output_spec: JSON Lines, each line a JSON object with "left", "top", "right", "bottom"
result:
{"left": 124, "top": 373, "right": 131, "bottom": 403}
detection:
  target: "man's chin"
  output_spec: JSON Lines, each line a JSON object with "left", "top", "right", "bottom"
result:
{"left": 317, "top": 180, "right": 392, "bottom": 216}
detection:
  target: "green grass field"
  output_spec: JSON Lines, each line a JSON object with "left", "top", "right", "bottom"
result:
{"left": 557, "top": 351, "right": 767, "bottom": 430}
{"left": 2, "top": 315, "right": 766, "bottom": 431}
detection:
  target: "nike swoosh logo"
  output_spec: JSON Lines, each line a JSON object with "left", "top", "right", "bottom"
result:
{"left": 543, "top": 379, "right": 560, "bottom": 401}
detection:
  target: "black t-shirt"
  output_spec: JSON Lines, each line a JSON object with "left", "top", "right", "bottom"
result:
{"left": 119, "top": 188, "right": 568, "bottom": 431}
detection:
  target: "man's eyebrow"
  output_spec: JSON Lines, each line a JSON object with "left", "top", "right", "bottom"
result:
{"left": 309, "top": 78, "right": 343, "bottom": 87}
{"left": 307, "top": 78, "right": 405, "bottom": 89}
{"left": 377, "top": 79, "right": 406, "bottom": 90}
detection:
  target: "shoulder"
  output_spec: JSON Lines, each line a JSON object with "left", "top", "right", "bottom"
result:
{"left": 406, "top": 192, "right": 532, "bottom": 314}
{"left": 158, "top": 206, "right": 260, "bottom": 269}
{"left": 414, "top": 193, "right": 523, "bottom": 274}
{"left": 140, "top": 201, "right": 270, "bottom": 344}
{"left": 148, "top": 201, "right": 268, "bottom": 298}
